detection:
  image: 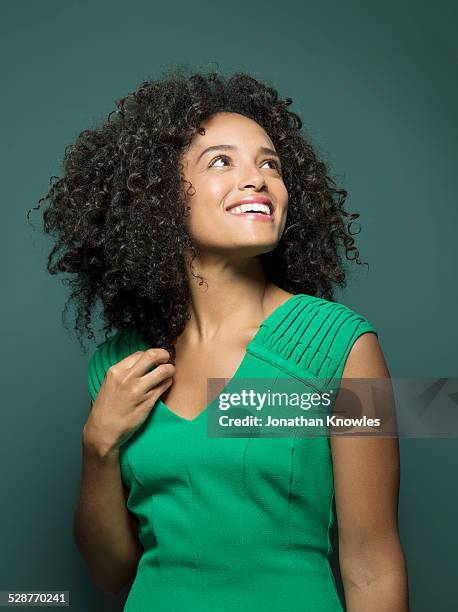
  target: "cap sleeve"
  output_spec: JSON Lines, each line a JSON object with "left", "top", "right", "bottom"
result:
{"left": 87, "top": 329, "right": 149, "bottom": 406}
{"left": 249, "top": 294, "right": 378, "bottom": 385}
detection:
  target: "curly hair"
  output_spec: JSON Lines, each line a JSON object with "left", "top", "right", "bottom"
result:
{"left": 27, "top": 65, "right": 367, "bottom": 362}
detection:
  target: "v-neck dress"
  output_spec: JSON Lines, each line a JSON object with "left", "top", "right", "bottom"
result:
{"left": 87, "top": 293, "right": 378, "bottom": 611}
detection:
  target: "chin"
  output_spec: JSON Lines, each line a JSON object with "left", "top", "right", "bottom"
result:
{"left": 194, "top": 230, "right": 280, "bottom": 255}
{"left": 228, "top": 240, "right": 279, "bottom": 256}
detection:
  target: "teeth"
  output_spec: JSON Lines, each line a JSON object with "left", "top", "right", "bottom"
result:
{"left": 228, "top": 203, "right": 271, "bottom": 215}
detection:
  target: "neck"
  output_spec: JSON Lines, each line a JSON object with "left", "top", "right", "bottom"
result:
{"left": 182, "top": 250, "right": 274, "bottom": 344}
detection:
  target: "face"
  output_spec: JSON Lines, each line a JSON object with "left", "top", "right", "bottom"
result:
{"left": 180, "top": 112, "right": 288, "bottom": 259}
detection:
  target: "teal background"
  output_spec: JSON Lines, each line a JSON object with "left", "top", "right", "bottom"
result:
{"left": 2, "top": 0, "right": 457, "bottom": 610}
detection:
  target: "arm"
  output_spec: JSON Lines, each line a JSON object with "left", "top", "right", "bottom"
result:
{"left": 72, "top": 409, "right": 143, "bottom": 594}
{"left": 330, "top": 333, "right": 409, "bottom": 611}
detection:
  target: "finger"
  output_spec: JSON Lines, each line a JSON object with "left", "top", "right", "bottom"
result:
{"left": 118, "top": 351, "right": 149, "bottom": 369}
{"left": 139, "top": 362, "right": 175, "bottom": 394}
{"left": 129, "top": 348, "right": 172, "bottom": 377}
{"left": 137, "top": 375, "right": 173, "bottom": 409}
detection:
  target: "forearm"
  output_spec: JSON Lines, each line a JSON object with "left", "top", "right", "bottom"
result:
{"left": 341, "top": 544, "right": 409, "bottom": 611}
{"left": 73, "top": 436, "right": 143, "bottom": 593}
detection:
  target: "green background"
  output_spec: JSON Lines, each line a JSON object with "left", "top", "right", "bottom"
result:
{"left": 2, "top": 0, "right": 457, "bottom": 610}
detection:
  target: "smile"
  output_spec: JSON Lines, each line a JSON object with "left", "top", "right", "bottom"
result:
{"left": 226, "top": 202, "right": 274, "bottom": 221}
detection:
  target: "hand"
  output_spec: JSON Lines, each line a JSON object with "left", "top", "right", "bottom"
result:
{"left": 83, "top": 348, "right": 175, "bottom": 456}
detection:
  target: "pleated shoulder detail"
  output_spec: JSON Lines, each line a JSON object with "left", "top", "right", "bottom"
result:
{"left": 249, "top": 293, "right": 378, "bottom": 386}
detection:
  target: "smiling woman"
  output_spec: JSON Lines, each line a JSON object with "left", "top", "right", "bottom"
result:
{"left": 27, "top": 66, "right": 364, "bottom": 362}
{"left": 28, "top": 66, "right": 408, "bottom": 611}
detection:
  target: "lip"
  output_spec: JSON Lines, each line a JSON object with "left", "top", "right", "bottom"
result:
{"left": 225, "top": 196, "right": 274, "bottom": 215}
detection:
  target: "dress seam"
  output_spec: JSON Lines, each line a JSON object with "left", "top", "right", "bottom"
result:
{"left": 184, "top": 453, "right": 205, "bottom": 596}
{"left": 124, "top": 452, "right": 163, "bottom": 588}
{"left": 126, "top": 448, "right": 148, "bottom": 489}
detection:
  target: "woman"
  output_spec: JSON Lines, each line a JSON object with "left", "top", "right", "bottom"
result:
{"left": 31, "top": 68, "right": 409, "bottom": 610}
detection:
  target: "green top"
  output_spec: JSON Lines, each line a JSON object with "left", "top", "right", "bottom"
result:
{"left": 88, "top": 293, "right": 377, "bottom": 611}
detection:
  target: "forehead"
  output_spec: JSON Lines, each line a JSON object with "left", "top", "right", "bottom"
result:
{"left": 189, "top": 112, "right": 273, "bottom": 150}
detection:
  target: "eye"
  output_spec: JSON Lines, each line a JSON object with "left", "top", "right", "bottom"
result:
{"left": 262, "top": 158, "right": 281, "bottom": 171}
{"left": 209, "top": 154, "right": 282, "bottom": 172}
{"left": 209, "top": 155, "right": 231, "bottom": 167}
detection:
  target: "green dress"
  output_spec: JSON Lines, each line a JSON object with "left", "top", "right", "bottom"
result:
{"left": 87, "top": 293, "right": 377, "bottom": 611}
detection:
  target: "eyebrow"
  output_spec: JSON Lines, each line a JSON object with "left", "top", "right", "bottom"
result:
{"left": 196, "top": 144, "right": 280, "bottom": 163}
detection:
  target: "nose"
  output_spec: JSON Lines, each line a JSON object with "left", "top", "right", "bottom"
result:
{"left": 237, "top": 164, "right": 267, "bottom": 191}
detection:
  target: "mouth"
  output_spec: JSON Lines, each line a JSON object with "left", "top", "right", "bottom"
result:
{"left": 225, "top": 199, "right": 274, "bottom": 220}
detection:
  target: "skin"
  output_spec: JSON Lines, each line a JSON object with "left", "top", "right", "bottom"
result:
{"left": 179, "top": 110, "right": 290, "bottom": 343}
{"left": 125, "top": 111, "right": 410, "bottom": 610}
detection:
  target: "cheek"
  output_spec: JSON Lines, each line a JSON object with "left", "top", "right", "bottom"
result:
{"left": 279, "top": 185, "right": 289, "bottom": 215}
{"left": 202, "top": 173, "right": 229, "bottom": 201}
{"left": 278, "top": 181, "right": 289, "bottom": 203}
{"left": 187, "top": 175, "right": 229, "bottom": 216}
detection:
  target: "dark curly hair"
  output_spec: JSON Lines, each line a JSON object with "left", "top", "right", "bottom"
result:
{"left": 27, "top": 65, "right": 367, "bottom": 362}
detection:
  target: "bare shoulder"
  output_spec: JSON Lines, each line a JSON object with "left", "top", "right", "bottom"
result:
{"left": 342, "top": 331, "right": 390, "bottom": 378}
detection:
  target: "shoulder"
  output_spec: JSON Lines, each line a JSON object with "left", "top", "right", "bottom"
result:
{"left": 341, "top": 328, "right": 389, "bottom": 379}
{"left": 294, "top": 294, "right": 386, "bottom": 379}
{"left": 294, "top": 293, "right": 378, "bottom": 340}
{"left": 294, "top": 293, "right": 376, "bottom": 327}
{"left": 301, "top": 293, "right": 382, "bottom": 379}
{"left": 287, "top": 292, "right": 378, "bottom": 343}
{"left": 88, "top": 328, "right": 149, "bottom": 366}
{"left": 256, "top": 292, "right": 379, "bottom": 381}
{"left": 87, "top": 328, "right": 148, "bottom": 403}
